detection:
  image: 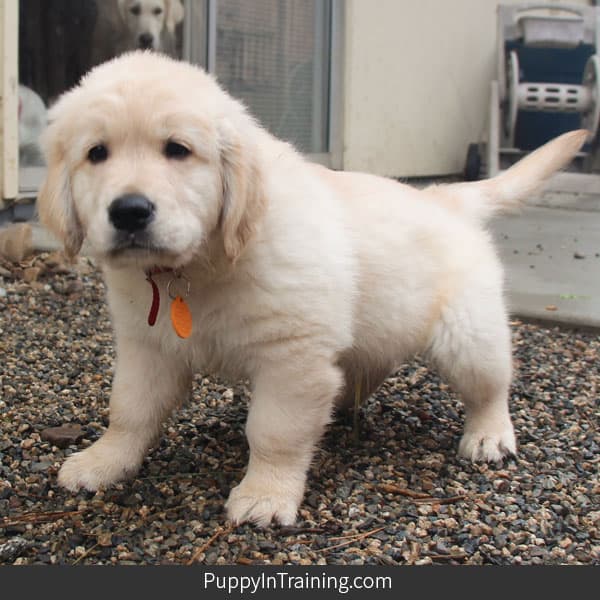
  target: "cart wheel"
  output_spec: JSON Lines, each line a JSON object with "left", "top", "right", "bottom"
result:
{"left": 464, "top": 143, "right": 481, "bottom": 181}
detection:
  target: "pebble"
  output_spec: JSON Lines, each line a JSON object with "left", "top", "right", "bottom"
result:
{"left": 0, "top": 253, "right": 598, "bottom": 565}
{"left": 40, "top": 425, "right": 86, "bottom": 449}
{"left": 0, "top": 537, "right": 29, "bottom": 562}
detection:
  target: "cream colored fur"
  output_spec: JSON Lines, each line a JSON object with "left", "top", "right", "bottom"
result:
{"left": 37, "top": 52, "right": 587, "bottom": 527}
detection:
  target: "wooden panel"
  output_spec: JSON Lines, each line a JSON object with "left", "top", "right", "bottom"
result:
{"left": 1, "top": 0, "right": 19, "bottom": 204}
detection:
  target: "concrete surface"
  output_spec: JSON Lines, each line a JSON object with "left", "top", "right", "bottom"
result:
{"left": 30, "top": 222, "right": 62, "bottom": 253}
{"left": 491, "top": 203, "right": 600, "bottom": 329}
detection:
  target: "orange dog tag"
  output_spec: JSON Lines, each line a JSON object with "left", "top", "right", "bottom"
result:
{"left": 170, "top": 296, "right": 192, "bottom": 339}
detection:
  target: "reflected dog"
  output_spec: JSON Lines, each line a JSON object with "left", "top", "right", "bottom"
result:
{"left": 116, "top": 0, "right": 184, "bottom": 51}
{"left": 91, "top": 0, "right": 184, "bottom": 65}
{"left": 38, "top": 52, "right": 586, "bottom": 526}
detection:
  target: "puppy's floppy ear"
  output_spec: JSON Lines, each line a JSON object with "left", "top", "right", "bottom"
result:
{"left": 218, "top": 118, "right": 266, "bottom": 263}
{"left": 37, "top": 129, "right": 84, "bottom": 259}
{"left": 165, "top": 0, "right": 185, "bottom": 33}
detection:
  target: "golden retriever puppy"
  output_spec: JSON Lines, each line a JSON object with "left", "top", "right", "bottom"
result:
{"left": 38, "top": 51, "right": 586, "bottom": 527}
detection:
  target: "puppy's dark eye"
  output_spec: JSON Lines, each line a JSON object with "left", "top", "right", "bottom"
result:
{"left": 164, "top": 141, "right": 191, "bottom": 160}
{"left": 153, "top": 7, "right": 163, "bottom": 15}
{"left": 130, "top": 5, "right": 141, "bottom": 15}
{"left": 87, "top": 144, "right": 109, "bottom": 164}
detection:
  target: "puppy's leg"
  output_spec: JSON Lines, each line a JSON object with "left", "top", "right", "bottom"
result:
{"left": 58, "top": 337, "right": 191, "bottom": 491}
{"left": 226, "top": 358, "right": 343, "bottom": 526}
{"left": 427, "top": 295, "right": 516, "bottom": 462}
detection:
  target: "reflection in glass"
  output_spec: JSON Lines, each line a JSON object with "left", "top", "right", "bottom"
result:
{"left": 16, "top": 0, "right": 332, "bottom": 172}
{"left": 215, "top": 0, "right": 331, "bottom": 154}
{"left": 18, "top": 84, "right": 47, "bottom": 167}
{"left": 18, "top": 0, "right": 185, "bottom": 168}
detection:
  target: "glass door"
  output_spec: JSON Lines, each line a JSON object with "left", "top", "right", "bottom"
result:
{"left": 15, "top": 0, "right": 341, "bottom": 196}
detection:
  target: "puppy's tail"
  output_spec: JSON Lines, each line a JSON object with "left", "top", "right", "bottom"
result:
{"left": 426, "top": 129, "right": 588, "bottom": 223}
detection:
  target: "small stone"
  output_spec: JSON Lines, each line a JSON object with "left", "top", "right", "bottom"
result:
{"left": 573, "top": 251, "right": 586, "bottom": 259}
{"left": 493, "top": 479, "right": 510, "bottom": 493}
{"left": 306, "top": 493, "right": 319, "bottom": 508}
{"left": 545, "top": 305, "right": 558, "bottom": 312}
{"left": 0, "top": 537, "right": 29, "bottom": 562}
{"left": 0, "top": 223, "right": 33, "bottom": 262}
{"left": 97, "top": 533, "right": 113, "bottom": 547}
{"left": 20, "top": 438, "right": 35, "bottom": 450}
{"left": 30, "top": 461, "right": 52, "bottom": 473}
{"left": 40, "top": 425, "right": 85, "bottom": 448}
{"left": 65, "top": 280, "right": 84, "bottom": 295}
{"left": 43, "top": 251, "right": 64, "bottom": 269}
{"left": 23, "top": 267, "right": 41, "bottom": 283}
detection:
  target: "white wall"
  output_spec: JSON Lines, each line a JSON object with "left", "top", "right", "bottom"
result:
{"left": 342, "top": 0, "right": 590, "bottom": 177}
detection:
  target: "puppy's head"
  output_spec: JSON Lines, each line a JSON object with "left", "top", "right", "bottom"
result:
{"left": 38, "top": 51, "right": 265, "bottom": 269}
{"left": 117, "top": 0, "right": 184, "bottom": 50}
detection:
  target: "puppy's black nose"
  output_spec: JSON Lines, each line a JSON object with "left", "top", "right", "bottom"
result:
{"left": 139, "top": 33, "right": 154, "bottom": 48}
{"left": 109, "top": 194, "right": 155, "bottom": 232}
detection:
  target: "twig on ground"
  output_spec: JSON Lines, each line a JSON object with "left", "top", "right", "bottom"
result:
{"left": 375, "top": 483, "right": 431, "bottom": 499}
{"left": 425, "top": 552, "right": 467, "bottom": 561}
{"left": 413, "top": 495, "right": 466, "bottom": 505}
{"left": 319, "top": 526, "right": 386, "bottom": 553}
{"left": 1, "top": 509, "right": 88, "bottom": 528}
{"left": 187, "top": 524, "right": 234, "bottom": 565}
{"left": 72, "top": 541, "right": 101, "bottom": 565}
{"left": 278, "top": 526, "right": 328, "bottom": 536}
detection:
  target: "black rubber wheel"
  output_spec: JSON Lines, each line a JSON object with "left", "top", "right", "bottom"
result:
{"left": 464, "top": 143, "right": 482, "bottom": 181}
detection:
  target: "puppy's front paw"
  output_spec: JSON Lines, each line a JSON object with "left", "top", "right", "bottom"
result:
{"left": 58, "top": 442, "right": 141, "bottom": 492}
{"left": 458, "top": 420, "right": 517, "bottom": 462}
{"left": 225, "top": 475, "right": 303, "bottom": 527}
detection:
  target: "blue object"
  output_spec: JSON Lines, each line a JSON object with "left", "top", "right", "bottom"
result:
{"left": 506, "top": 41, "right": 595, "bottom": 149}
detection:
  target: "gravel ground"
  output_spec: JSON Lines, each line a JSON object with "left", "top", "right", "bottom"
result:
{"left": 0, "top": 252, "right": 598, "bottom": 565}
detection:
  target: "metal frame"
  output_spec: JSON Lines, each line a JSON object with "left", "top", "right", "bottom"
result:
{"left": 206, "top": 0, "right": 217, "bottom": 73}
{"left": 308, "top": 0, "right": 344, "bottom": 167}
{"left": 182, "top": 0, "right": 345, "bottom": 169}
{"left": 324, "top": 0, "right": 345, "bottom": 169}
{"left": 311, "top": 2, "right": 327, "bottom": 156}
{"left": 182, "top": 0, "right": 209, "bottom": 68}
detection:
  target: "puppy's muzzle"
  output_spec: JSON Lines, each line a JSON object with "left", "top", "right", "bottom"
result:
{"left": 109, "top": 194, "right": 155, "bottom": 232}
